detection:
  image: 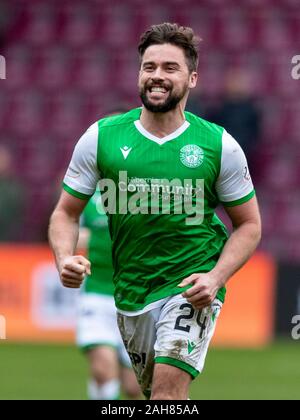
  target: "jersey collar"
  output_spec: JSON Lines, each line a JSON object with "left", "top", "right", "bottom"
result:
{"left": 134, "top": 119, "right": 190, "bottom": 145}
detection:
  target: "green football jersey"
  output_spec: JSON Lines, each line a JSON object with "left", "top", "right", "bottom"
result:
{"left": 64, "top": 108, "right": 255, "bottom": 312}
{"left": 81, "top": 190, "right": 114, "bottom": 296}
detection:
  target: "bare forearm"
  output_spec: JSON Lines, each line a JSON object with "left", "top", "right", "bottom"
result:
{"left": 180, "top": 198, "right": 261, "bottom": 309}
{"left": 211, "top": 222, "right": 261, "bottom": 287}
{"left": 48, "top": 209, "right": 79, "bottom": 270}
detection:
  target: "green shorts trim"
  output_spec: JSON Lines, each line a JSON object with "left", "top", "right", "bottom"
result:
{"left": 155, "top": 356, "right": 199, "bottom": 379}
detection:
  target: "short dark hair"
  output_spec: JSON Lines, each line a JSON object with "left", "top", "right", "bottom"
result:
{"left": 138, "top": 23, "right": 200, "bottom": 73}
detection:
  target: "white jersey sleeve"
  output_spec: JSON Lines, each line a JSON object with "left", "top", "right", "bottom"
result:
{"left": 63, "top": 122, "right": 100, "bottom": 199}
{"left": 216, "top": 130, "right": 255, "bottom": 206}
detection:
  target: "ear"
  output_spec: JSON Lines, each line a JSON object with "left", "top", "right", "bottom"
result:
{"left": 189, "top": 71, "right": 198, "bottom": 89}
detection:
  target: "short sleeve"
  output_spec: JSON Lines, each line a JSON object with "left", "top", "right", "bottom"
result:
{"left": 216, "top": 130, "right": 255, "bottom": 207}
{"left": 63, "top": 122, "right": 100, "bottom": 200}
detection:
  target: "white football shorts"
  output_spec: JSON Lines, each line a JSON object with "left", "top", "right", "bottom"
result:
{"left": 76, "top": 293, "right": 131, "bottom": 368}
{"left": 117, "top": 293, "right": 222, "bottom": 397}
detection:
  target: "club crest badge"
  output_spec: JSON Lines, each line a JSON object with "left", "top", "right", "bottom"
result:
{"left": 180, "top": 144, "right": 204, "bottom": 168}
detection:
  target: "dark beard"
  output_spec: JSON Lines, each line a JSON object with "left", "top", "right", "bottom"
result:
{"left": 139, "top": 87, "right": 184, "bottom": 113}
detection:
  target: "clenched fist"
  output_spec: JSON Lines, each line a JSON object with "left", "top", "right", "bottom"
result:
{"left": 178, "top": 272, "right": 222, "bottom": 310}
{"left": 59, "top": 255, "right": 91, "bottom": 288}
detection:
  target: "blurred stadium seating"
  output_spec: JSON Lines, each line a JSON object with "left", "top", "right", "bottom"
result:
{"left": 0, "top": 0, "right": 300, "bottom": 260}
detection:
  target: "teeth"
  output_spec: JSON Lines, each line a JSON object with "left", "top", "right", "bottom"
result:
{"left": 151, "top": 87, "right": 166, "bottom": 93}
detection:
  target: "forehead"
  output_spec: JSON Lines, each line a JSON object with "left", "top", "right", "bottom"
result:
{"left": 141, "top": 43, "right": 187, "bottom": 66}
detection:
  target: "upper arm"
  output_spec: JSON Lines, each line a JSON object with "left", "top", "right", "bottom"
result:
{"left": 63, "top": 122, "right": 100, "bottom": 199}
{"left": 224, "top": 195, "right": 261, "bottom": 229}
{"left": 215, "top": 130, "right": 255, "bottom": 207}
{"left": 54, "top": 190, "right": 89, "bottom": 222}
{"left": 216, "top": 130, "right": 261, "bottom": 229}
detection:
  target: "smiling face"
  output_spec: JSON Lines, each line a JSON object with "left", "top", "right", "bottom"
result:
{"left": 138, "top": 43, "right": 197, "bottom": 113}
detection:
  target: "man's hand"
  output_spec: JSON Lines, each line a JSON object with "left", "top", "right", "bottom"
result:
{"left": 59, "top": 255, "right": 91, "bottom": 288}
{"left": 178, "top": 273, "right": 222, "bottom": 310}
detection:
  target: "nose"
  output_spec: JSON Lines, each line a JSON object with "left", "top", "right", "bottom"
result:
{"left": 151, "top": 67, "right": 164, "bottom": 80}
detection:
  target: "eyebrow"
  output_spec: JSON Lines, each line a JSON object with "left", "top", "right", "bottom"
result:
{"left": 142, "top": 61, "right": 180, "bottom": 68}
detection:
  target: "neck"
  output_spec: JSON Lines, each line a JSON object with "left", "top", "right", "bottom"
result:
{"left": 140, "top": 100, "right": 187, "bottom": 139}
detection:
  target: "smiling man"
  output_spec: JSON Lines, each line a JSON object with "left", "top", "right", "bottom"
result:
{"left": 49, "top": 23, "right": 261, "bottom": 400}
{"left": 139, "top": 45, "right": 192, "bottom": 113}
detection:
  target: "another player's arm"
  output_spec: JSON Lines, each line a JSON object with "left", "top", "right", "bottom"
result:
{"left": 77, "top": 227, "right": 91, "bottom": 250}
{"left": 77, "top": 203, "right": 91, "bottom": 251}
{"left": 49, "top": 190, "right": 91, "bottom": 288}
